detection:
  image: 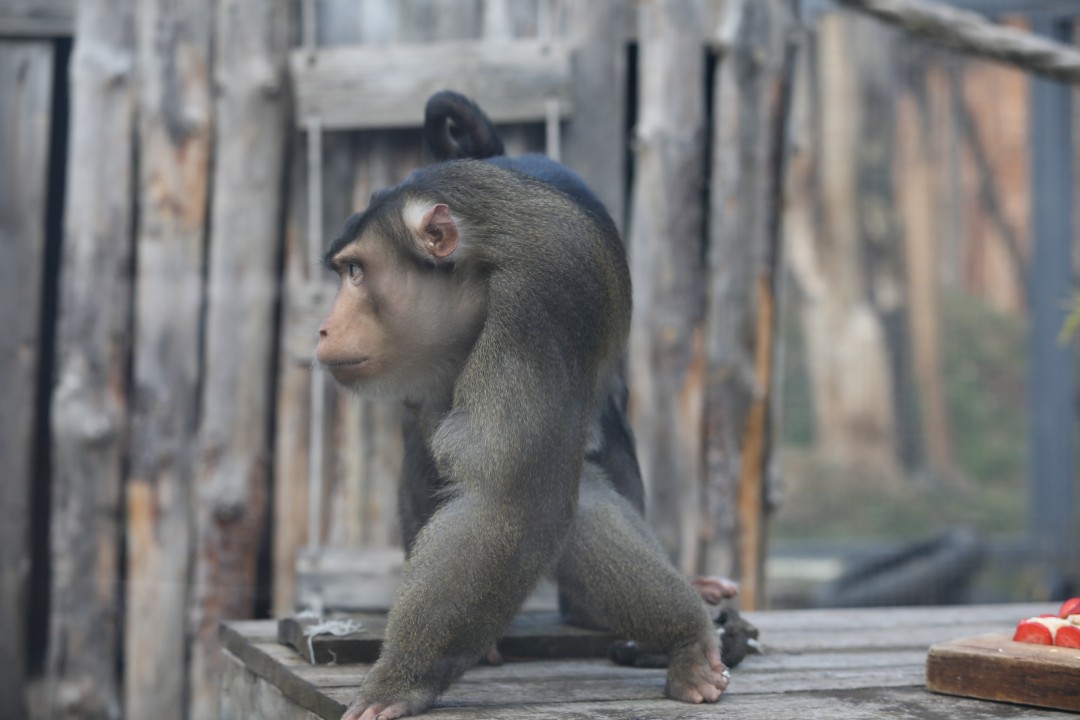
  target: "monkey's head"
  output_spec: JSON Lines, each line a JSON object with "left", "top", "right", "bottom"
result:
{"left": 316, "top": 193, "right": 487, "bottom": 401}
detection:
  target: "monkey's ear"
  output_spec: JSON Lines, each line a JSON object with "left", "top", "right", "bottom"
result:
{"left": 413, "top": 203, "right": 459, "bottom": 259}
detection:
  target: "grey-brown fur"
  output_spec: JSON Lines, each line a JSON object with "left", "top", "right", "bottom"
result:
{"left": 322, "top": 94, "right": 727, "bottom": 720}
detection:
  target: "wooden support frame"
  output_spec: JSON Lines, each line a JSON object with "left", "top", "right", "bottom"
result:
{"left": 290, "top": 39, "right": 573, "bottom": 130}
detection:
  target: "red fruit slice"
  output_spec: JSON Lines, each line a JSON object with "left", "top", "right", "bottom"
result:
{"left": 1058, "top": 597, "right": 1080, "bottom": 619}
{"left": 1014, "top": 619, "right": 1054, "bottom": 645}
{"left": 1057, "top": 625, "right": 1080, "bottom": 648}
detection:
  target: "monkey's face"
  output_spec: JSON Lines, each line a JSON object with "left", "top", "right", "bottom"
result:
{"left": 317, "top": 216, "right": 486, "bottom": 401}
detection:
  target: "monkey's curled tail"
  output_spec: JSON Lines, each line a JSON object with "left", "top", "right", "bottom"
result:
{"left": 424, "top": 90, "right": 505, "bottom": 161}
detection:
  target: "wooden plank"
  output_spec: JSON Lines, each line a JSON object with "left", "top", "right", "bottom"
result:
{"left": 289, "top": 39, "right": 573, "bottom": 129}
{"left": 927, "top": 634, "right": 1080, "bottom": 712}
{"left": 626, "top": 0, "right": 708, "bottom": 575}
{"left": 221, "top": 607, "right": 1069, "bottom": 719}
{"left": 46, "top": 0, "right": 135, "bottom": 717}
{"left": 220, "top": 650, "right": 324, "bottom": 720}
{"left": 189, "top": 1, "right": 290, "bottom": 717}
{"left": 124, "top": 2, "right": 213, "bottom": 718}
{"left": 278, "top": 611, "right": 617, "bottom": 665}
{"left": 0, "top": 0, "right": 73, "bottom": 36}
{"left": 0, "top": 39, "right": 53, "bottom": 720}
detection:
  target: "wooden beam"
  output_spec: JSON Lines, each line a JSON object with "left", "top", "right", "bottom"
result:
{"left": 834, "top": 0, "right": 1080, "bottom": 83}
{"left": 803, "top": 0, "right": 1080, "bottom": 22}
{"left": 46, "top": 0, "right": 135, "bottom": 717}
{"left": 290, "top": 39, "right": 573, "bottom": 129}
{"left": 0, "top": 39, "right": 54, "bottom": 720}
{"left": 0, "top": 0, "right": 73, "bottom": 37}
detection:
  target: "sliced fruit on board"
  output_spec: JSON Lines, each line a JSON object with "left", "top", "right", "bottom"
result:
{"left": 1058, "top": 597, "right": 1080, "bottom": 619}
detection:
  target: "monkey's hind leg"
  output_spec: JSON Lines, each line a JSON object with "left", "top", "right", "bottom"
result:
{"left": 554, "top": 470, "right": 730, "bottom": 704}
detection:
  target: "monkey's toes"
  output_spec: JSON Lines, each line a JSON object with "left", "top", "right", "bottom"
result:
{"left": 342, "top": 700, "right": 409, "bottom": 720}
{"left": 666, "top": 644, "right": 730, "bottom": 704}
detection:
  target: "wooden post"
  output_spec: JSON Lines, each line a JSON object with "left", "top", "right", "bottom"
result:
{"left": 189, "top": 1, "right": 290, "bottom": 717}
{"left": 47, "top": 1, "right": 135, "bottom": 717}
{"left": 558, "top": 0, "right": 631, "bottom": 232}
{"left": 0, "top": 40, "right": 54, "bottom": 720}
{"left": 627, "top": 0, "right": 707, "bottom": 575}
{"left": 704, "top": 0, "right": 798, "bottom": 606}
{"left": 125, "top": 1, "right": 212, "bottom": 719}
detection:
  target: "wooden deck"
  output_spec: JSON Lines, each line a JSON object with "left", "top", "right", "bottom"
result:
{"left": 220, "top": 603, "right": 1077, "bottom": 719}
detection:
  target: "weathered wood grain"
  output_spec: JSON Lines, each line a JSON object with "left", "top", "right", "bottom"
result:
{"left": 46, "top": 1, "right": 135, "bottom": 717}
{"left": 290, "top": 39, "right": 573, "bottom": 130}
{"left": 0, "top": 39, "right": 53, "bottom": 720}
{"left": 927, "top": 633, "right": 1080, "bottom": 712}
{"left": 703, "top": 0, "right": 798, "bottom": 604}
{"left": 189, "top": 0, "right": 291, "bottom": 717}
{"left": 124, "top": 2, "right": 212, "bottom": 718}
{"left": 626, "top": 0, "right": 708, "bottom": 575}
{"left": 221, "top": 605, "right": 1068, "bottom": 720}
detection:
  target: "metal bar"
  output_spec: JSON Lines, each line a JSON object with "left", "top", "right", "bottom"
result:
{"left": 545, "top": 98, "right": 561, "bottom": 162}
{"left": 1027, "top": 17, "right": 1075, "bottom": 568}
{"left": 306, "top": 118, "right": 325, "bottom": 552}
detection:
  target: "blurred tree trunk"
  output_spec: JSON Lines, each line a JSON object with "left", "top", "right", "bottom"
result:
{"left": 789, "top": 14, "right": 898, "bottom": 470}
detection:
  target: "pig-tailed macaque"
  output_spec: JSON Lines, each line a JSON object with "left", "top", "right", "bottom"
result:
{"left": 317, "top": 90, "right": 730, "bottom": 720}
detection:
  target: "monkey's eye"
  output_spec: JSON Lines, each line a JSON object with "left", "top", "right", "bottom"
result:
{"left": 346, "top": 262, "right": 363, "bottom": 282}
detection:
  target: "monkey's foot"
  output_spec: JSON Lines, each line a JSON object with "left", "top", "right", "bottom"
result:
{"left": 665, "top": 641, "right": 730, "bottom": 704}
{"left": 691, "top": 576, "right": 739, "bottom": 605}
{"left": 342, "top": 690, "right": 438, "bottom": 720}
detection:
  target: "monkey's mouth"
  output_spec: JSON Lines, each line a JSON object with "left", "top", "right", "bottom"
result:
{"left": 323, "top": 358, "right": 368, "bottom": 368}
{"left": 322, "top": 358, "right": 371, "bottom": 382}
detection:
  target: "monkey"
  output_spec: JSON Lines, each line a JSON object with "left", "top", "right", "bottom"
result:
{"left": 316, "top": 91, "right": 730, "bottom": 720}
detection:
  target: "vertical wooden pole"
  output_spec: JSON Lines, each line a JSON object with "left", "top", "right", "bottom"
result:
{"left": 704, "top": 0, "right": 797, "bottom": 605}
{"left": 189, "top": 1, "right": 290, "bottom": 717}
{"left": 558, "top": 0, "right": 630, "bottom": 232}
{"left": 125, "top": 2, "right": 212, "bottom": 718}
{"left": 0, "top": 40, "right": 54, "bottom": 720}
{"left": 47, "top": 1, "right": 135, "bottom": 717}
{"left": 627, "top": 0, "right": 707, "bottom": 575}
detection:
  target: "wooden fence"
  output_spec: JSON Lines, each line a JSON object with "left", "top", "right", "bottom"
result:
{"left": 1, "top": 0, "right": 1077, "bottom": 719}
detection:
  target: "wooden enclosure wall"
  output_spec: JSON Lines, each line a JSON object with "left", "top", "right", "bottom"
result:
{"left": 6, "top": 1, "right": 1072, "bottom": 719}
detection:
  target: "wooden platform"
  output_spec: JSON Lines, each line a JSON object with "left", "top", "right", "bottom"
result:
{"left": 220, "top": 603, "right": 1078, "bottom": 719}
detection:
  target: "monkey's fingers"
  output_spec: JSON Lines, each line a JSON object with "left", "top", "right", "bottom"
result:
{"left": 691, "top": 576, "right": 739, "bottom": 605}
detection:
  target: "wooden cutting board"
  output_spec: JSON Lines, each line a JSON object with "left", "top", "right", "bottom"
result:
{"left": 926, "top": 634, "right": 1080, "bottom": 712}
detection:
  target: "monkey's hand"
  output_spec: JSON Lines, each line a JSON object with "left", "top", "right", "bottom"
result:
{"left": 665, "top": 639, "right": 730, "bottom": 704}
{"left": 340, "top": 663, "right": 439, "bottom": 720}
